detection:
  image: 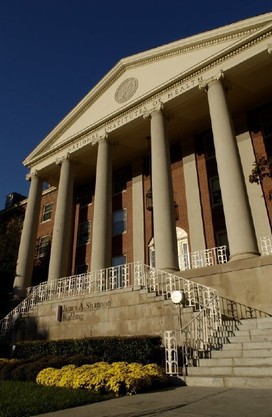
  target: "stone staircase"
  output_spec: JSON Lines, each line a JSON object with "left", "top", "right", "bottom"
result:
{"left": 184, "top": 317, "right": 272, "bottom": 388}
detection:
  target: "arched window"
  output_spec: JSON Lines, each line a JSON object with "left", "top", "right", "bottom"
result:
{"left": 148, "top": 237, "right": 155, "bottom": 268}
{"left": 148, "top": 228, "right": 190, "bottom": 270}
{"left": 176, "top": 227, "right": 190, "bottom": 271}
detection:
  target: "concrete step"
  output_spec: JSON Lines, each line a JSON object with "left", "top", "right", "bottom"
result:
{"left": 184, "top": 375, "right": 272, "bottom": 388}
{"left": 199, "top": 356, "right": 272, "bottom": 367}
{"left": 234, "top": 327, "right": 272, "bottom": 335}
{"left": 182, "top": 316, "right": 272, "bottom": 388}
{"left": 228, "top": 334, "right": 272, "bottom": 343}
{"left": 188, "top": 365, "right": 272, "bottom": 377}
{"left": 212, "top": 347, "right": 272, "bottom": 358}
{"left": 222, "top": 341, "right": 272, "bottom": 350}
{"left": 236, "top": 317, "right": 272, "bottom": 330}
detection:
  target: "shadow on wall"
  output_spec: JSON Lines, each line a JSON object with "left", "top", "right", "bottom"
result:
{"left": 11, "top": 316, "right": 48, "bottom": 343}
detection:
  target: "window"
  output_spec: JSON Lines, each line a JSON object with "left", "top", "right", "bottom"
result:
{"left": 204, "top": 131, "right": 215, "bottom": 160}
{"left": 79, "top": 190, "right": 92, "bottom": 208}
{"left": 113, "top": 178, "right": 127, "bottom": 195}
{"left": 112, "top": 255, "right": 127, "bottom": 288}
{"left": 113, "top": 166, "right": 131, "bottom": 195}
{"left": 112, "top": 209, "right": 127, "bottom": 236}
{"left": 210, "top": 176, "right": 222, "bottom": 206}
{"left": 260, "top": 107, "right": 272, "bottom": 140}
{"left": 38, "top": 235, "right": 50, "bottom": 258}
{"left": 177, "top": 227, "right": 190, "bottom": 271}
{"left": 112, "top": 255, "right": 126, "bottom": 267}
{"left": 78, "top": 221, "right": 91, "bottom": 246}
{"left": 76, "top": 264, "right": 88, "bottom": 274}
{"left": 216, "top": 230, "right": 229, "bottom": 248}
{"left": 259, "top": 106, "right": 272, "bottom": 157}
{"left": 41, "top": 203, "right": 53, "bottom": 222}
{"left": 148, "top": 238, "right": 155, "bottom": 268}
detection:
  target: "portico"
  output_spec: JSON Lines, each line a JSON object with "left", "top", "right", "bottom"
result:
{"left": 14, "top": 13, "right": 272, "bottom": 296}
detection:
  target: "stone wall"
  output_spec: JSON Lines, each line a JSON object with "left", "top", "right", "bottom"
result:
{"left": 18, "top": 256, "right": 272, "bottom": 341}
{"left": 23, "top": 287, "right": 192, "bottom": 341}
{"left": 179, "top": 255, "right": 272, "bottom": 315}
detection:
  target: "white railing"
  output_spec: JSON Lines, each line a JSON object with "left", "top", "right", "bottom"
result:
{"left": 179, "top": 245, "right": 228, "bottom": 271}
{"left": 0, "top": 262, "right": 221, "bottom": 337}
{"left": 165, "top": 303, "right": 222, "bottom": 376}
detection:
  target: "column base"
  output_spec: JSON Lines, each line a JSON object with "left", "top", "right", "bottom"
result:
{"left": 229, "top": 251, "right": 260, "bottom": 262}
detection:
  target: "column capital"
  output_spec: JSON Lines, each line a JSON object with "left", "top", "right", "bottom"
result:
{"left": 55, "top": 152, "right": 71, "bottom": 166}
{"left": 268, "top": 44, "right": 272, "bottom": 55}
{"left": 143, "top": 100, "right": 164, "bottom": 120}
{"left": 199, "top": 70, "right": 224, "bottom": 92}
{"left": 92, "top": 131, "right": 109, "bottom": 146}
{"left": 26, "top": 170, "right": 42, "bottom": 182}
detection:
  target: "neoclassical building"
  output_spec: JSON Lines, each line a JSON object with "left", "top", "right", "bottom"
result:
{"left": 12, "top": 13, "right": 272, "bottom": 320}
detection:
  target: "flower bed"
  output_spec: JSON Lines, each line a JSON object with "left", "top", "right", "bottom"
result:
{"left": 36, "top": 361, "right": 168, "bottom": 396}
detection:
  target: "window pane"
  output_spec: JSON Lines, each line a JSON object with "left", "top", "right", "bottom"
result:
{"left": 80, "top": 191, "right": 92, "bottom": 207}
{"left": 76, "top": 264, "right": 88, "bottom": 274}
{"left": 112, "top": 209, "right": 126, "bottom": 235}
{"left": 112, "top": 255, "right": 127, "bottom": 288}
{"left": 210, "top": 177, "right": 222, "bottom": 205}
{"left": 112, "top": 255, "right": 126, "bottom": 267}
{"left": 78, "top": 221, "right": 91, "bottom": 246}
{"left": 38, "top": 236, "right": 50, "bottom": 257}
{"left": 42, "top": 203, "right": 53, "bottom": 222}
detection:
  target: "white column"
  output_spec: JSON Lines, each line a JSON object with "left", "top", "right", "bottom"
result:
{"left": 149, "top": 107, "right": 179, "bottom": 270}
{"left": 13, "top": 171, "right": 43, "bottom": 296}
{"left": 91, "top": 138, "right": 112, "bottom": 271}
{"left": 48, "top": 155, "right": 75, "bottom": 281}
{"left": 200, "top": 71, "right": 259, "bottom": 261}
{"left": 132, "top": 161, "right": 145, "bottom": 264}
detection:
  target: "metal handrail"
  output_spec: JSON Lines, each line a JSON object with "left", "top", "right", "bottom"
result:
{"left": 0, "top": 289, "right": 38, "bottom": 337}
{"left": 164, "top": 295, "right": 272, "bottom": 376}
{"left": 0, "top": 262, "right": 220, "bottom": 338}
{"left": 165, "top": 296, "right": 221, "bottom": 376}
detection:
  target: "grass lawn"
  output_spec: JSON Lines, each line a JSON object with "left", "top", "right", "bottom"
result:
{"left": 0, "top": 380, "right": 113, "bottom": 417}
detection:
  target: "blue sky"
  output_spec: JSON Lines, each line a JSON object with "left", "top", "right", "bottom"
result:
{"left": 0, "top": 1, "right": 271, "bottom": 208}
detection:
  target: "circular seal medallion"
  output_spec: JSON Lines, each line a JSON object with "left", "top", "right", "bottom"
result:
{"left": 115, "top": 77, "right": 138, "bottom": 104}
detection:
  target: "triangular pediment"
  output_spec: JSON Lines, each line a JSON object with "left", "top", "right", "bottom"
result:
{"left": 25, "top": 13, "right": 272, "bottom": 166}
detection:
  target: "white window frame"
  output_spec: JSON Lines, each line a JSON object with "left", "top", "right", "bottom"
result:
{"left": 41, "top": 203, "right": 53, "bottom": 222}
{"left": 148, "top": 238, "right": 156, "bottom": 268}
{"left": 177, "top": 227, "right": 190, "bottom": 271}
{"left": 38, "top": 235, "right": 50, "bottom": 258}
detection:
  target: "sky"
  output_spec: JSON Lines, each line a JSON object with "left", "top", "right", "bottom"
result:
{"left": 0, "top": 0, "right": 271, "bottom": 209}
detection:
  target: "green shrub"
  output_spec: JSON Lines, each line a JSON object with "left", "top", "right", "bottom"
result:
{"left": 0, "top": 354, "right": 101, "bottom": 382}
{"left": 0, "top": 360, "right": 20, "bottom": 380}
{"left": 12, "top": 336, "right": 164, "bottom": 365}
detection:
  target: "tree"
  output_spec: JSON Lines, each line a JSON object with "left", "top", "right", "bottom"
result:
{"left": 0, "top": 212, "right": 24, "bottom": 317}
{"left": 249, "top": 156, "right": 272, "bottom": 200}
